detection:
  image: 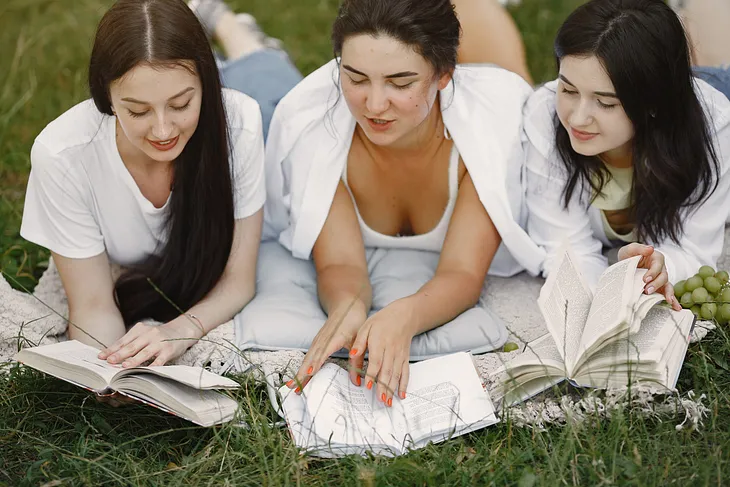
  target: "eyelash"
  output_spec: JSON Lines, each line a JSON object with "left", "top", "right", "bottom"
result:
{"left": 561, "top": 88, "right": 617, "bottom": 110}
{"left": 126, "top": 102, "right": 190, "bottom": 118}
{"left": 348, "top": 77, "right": 413, "bottom": 89}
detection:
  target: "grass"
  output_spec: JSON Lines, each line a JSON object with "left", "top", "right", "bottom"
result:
{"left": 1, "top": 0, "right": 729, "bottom": 485}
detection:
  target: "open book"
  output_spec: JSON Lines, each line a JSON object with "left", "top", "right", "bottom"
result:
{"left": 493, "top": 245, "right": 695, "bottom": 407}
{"left": 277, "top": 352, "right": 498, "bottom": 458}
{"left": 15, "top": 340, "right": 240, "bottom": 426}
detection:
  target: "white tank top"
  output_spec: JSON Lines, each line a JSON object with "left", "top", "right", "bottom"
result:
{"left": 342, "top": 144, "right": 460, "bottom": 252}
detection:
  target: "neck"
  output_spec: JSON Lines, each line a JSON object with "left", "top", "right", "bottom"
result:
{"left": 358, "top": 96, "right": 447, "bottom": 167}
{"left": 600, "top": 141, "right": 633, "bottom": 169}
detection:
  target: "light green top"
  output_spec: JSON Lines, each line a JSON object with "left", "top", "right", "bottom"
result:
{"left": 592, "top": 164, "right": 637, "bottom": 243}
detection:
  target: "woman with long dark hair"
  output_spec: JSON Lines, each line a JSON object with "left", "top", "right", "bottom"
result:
{"left": 251, "top": 0, "right": 544, "bottom": 407}
{"left": 19, "top": 0, "right": 289, "bottom": 369}
{"left": 524, "top": 0, "right": 730, "bottom": 306}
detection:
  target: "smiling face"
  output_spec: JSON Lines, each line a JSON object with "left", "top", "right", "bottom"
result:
{"left": 556, "top": 55, "right": 635, "bottom": 165}
{"left": 109, "top": 62, "right": 202, "bottom": 165}
{"left": 340, "top": 33, "right": 451, "bottom": 147}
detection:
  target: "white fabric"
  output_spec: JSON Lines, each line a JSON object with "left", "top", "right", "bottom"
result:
{"left": 341, "top": 144, "right": 460, "bottom": 252}
{"left": 21, "top": 89, "right": 266, "bottom": 266}
{"left": 262, "top": 60, "right": 545, "bottom": 277}
{"left": 524, "top": 79, "right": 730, "bottom": 287}
{"left": 233, "top": 241, "right": 509, "bottom": 363}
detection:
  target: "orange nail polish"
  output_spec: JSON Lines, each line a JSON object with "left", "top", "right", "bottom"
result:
{"left": 307, "top": 366, "right": 313, "bottom": 375}
{"left": 356, "top": 375, "right": 362, "bottom": 386}
{"left": 381, "top": 393, "right": 386, "bottom": 402}
{"left": 401, "top": 392, "right": 406, "bottom": 399}
{"left": 295, "top": 387, "right": 301, "bottom": 394}
{"left": 286, "top": 380, "right": 294, "bottom": 387}
{"left": 367, "top": 380, "right": 373, "bottom": 390}
{"left": 349, "top": 348, "right": 358, "bottom": 356}
{"left": 387, "top": 398, "right": 392, "bottom": 407}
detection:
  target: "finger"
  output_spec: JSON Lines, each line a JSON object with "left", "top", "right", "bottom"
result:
{"left": 349, "top": 352, "right": 365, "bottom": 387}
{"left": 376, "top": 351, "right": 395, "bottom": 405}
{"left": 618, "top": 243, "right": 651, "bottom": 261}
{"left": 107, "top": 335, "right": 149, "bottom": 364}
{"left": 646, "top": 268, "right": 669, "bottom": 296}
{"left": 643, "top": 254, "right": 665, "bottom": 285}
{"left": 661, "top": 282, "right": 683, "bottom": 311}
{"left": 398, "top": 360, "right": 410, "bottom": 400}
{"left": 385, "top": 359, "right": 402, "bottom": 407}
{"left": 123, "top": 345, "right": 159, "bottom": 368}
{"left": 150, "top": 350, "right": 171, "bottom": 367}
{"left": 98, "top": 323, "right": 144, "bottom": 359}
{"left": 365, "top": 347, "right": 383, "bottom": 395}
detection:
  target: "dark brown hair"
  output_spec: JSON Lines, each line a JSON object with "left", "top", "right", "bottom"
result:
{"left": 554, "top": 0, "right": 719, "bottom": 245}
{"left": 89, "top": 0, "right": 235, "bottom": 325}
{"left": 332, "top": 0, "right": 461, "bottom": 77}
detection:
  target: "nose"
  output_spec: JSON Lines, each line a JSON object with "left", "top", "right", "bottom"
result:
{"left": 568, "top": 99, "right": 593, "bottom": 128}
{"left": 365, "top": 84, "right": 389, "bottom": 115}
{"left": 151, "top": 112, "right": 173, "bottom": 140}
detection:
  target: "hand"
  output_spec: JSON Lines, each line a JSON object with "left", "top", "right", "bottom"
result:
{"left": 98, "top": 318, "right": 203, "bottom": 368}
{"left": 349, "top": 299, "right": 417, "bottom": 408}
{"left": 618, "top": 243, "right": 681, "bottom": 311}
{"left": 288, "top": 301, "right": 367, "bottom": 393}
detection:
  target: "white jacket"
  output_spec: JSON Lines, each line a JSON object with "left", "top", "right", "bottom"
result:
{"left": 263, "top": 59, "right": 545, "bottom": 277}
{"left": 524, "top": 79, "right": 730, "bottom": 286}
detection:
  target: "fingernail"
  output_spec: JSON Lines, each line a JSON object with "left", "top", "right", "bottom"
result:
{"left": 367, "top": 380, "right": 373, "bottom": 390}
{"left": 645, "top": 275, "right": 653, "bottom": 283}
{"left": 381, "top": 393, "right": 386, "bottom": 402}
{"left": 387, "top": 398, "right": 392, "bottom": 407}
{"left": 401, "top": 392, "right": 406, "bottom": 399}
{"left": 349, "top": 348, "right": 358, "bottom": 356}
{"left": 307, "top": 366, "right": 313, "bottom": 375}
{"left": 286, "top": 380, "right": 294, "bottom": 388}
{"left": 647, "top": 286, "right": 655, "bottom": 294}
{"left": 295, "top": 387, "right": 301, "bottom": 394}
{"left": 122, "top": 362, "right": 129, "bottom": 368}
{"left": 356, "top": 375, "right": 362, "bottom": 386}
{"left": 98, "top": 352, "right": 106, "bottom": 359}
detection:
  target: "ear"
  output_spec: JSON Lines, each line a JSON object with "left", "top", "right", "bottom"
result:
{"left": 437, "top": 69, "right": 453, "bottom": 91}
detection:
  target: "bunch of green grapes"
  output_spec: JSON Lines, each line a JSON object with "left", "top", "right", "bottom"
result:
{"left": 674, "top": 266, "right": 730, "bottom": 324}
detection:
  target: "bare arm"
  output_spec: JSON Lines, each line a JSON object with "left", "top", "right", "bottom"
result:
{"left": 289, "top": 181, "right": 372, "bottom": 390}
{"left": 53, "top": 251, "right": 126, "bottom": 350}
{"left": 100, "top": 210, "right": 263, "bottom": 366}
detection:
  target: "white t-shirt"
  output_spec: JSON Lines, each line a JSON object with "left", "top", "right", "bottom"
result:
{"left": 21, "top": 88, "right": 266, "bottom": 266}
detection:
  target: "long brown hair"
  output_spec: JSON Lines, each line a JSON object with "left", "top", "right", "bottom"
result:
{"left": 89, "top": 0, "right": 235, "bottom": 325}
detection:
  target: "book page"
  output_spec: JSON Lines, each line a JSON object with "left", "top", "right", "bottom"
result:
{"left": 112, "top": 365, "right": 239, "bottom": 390}
{"left": 537, "top": 246, "right": 593, "bottom": 373}
{"left": 574, "top": 257, "right": 642, "bottom": 368}
{"left": 15, "top": 340, "right": 121, "bottom": 391}
{"left": 387, "top": 353, "right": 497, "bottom": 447}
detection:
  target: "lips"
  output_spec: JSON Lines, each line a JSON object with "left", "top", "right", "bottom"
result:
{"left": 366, "top": 117, "right": 394, "bottom": 132}
{"left": 570, "top": 127, "right": 598, "bottom": 142}
{"left": 148, "top": 136, "right": 179, "bottom": 151}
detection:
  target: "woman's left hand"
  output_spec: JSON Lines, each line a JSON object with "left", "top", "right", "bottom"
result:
{"left": 98, "top": 318, "right": 203, "bottom": 367}
{"left": 348, "top": 299, "right": 417, "bottom": 407}
{"left": 618, "top": 243, "right": 681, "bottom": 311}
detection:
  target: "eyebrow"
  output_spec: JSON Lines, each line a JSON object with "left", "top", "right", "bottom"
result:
{"left": 342, "top": 64, "right": 418, "bottom": 79}
{"left": 121, "top": 86, "right": 195, "bottom": 104}
{"left": 559, "top": 75, "right": 618, "bottom": 98}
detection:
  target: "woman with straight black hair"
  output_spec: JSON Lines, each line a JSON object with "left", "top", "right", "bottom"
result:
{"left": 524, "top": 0, "right": 730, "bottom": 306}
{"left": 20, "top": 0, "right": 281, "bottom": 370}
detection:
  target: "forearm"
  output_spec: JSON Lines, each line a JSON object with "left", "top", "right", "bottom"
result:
{"left": 403, "top": 270, "right": 484, "bottom": 335}
{"left": 317, "top": 264, "right": 372, "bottom": 317}
{"left": 68, "top": 305, "right": 126, "bottom": 350}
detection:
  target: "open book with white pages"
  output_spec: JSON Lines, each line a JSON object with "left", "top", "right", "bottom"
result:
{"left": 277, "top": 352, "right": 499, "bottom": 458}
{"left": 492, "top": 244, "right": 696, "bottom": 407}
{"left": 15, "top": 340, "right": 240, "bottom": 426}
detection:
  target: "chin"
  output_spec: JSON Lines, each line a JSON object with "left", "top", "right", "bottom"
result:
{"left": 569, "top": 140, "right": 603, "bottom": 157}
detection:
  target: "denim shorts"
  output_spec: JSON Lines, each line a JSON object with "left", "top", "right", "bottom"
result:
{"left": 694, "top": 65, "right": 730, "bottom": 100}
{"left": 219, "top": 49, "right": 303, "bottom": 141}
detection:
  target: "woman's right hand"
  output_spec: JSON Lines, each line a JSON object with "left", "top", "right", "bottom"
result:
{"left": 287, "top": 300, "right": 368, "bottom": 393}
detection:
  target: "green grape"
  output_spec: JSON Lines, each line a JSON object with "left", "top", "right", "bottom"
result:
{"left": 691, "top": 287, "right": 709, "bottom": 304}
{"left": 503, "top": 342, "right": 519, "bottom": 353}
{"left": 690, "top": 304, "right": 702, "bottom": 317}
{"left": 674, "top": 280, "right": 687, "bottom": 298}
{"left": 698, "top": 265, "right": 716, "bottom": 279}
{"left": 700, "top": 303, "right": 718, "bottom": 320}
{"left": 680, "top": 292, "right": 694, "bottom": 308}
{"left": 704, "top": 276, "right": 722, "bottom": 294}
{"left": 685, "top": 275, "right": 704, "bottom": 292}
{"left": 720, "top": 287, "right": 730, "bottom": 303}
{"left": 718, "top": 304, "right": 730, "bottom": 325}
{"left": 715, "top": 270, "right": 729, "bottom": 284}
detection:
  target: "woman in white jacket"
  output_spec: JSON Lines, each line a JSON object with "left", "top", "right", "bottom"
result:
{"left": 259, "top": 0, "right": 544, "bottom": 406}
{"left": 524, "top": 0, "right": 730, "bottom": 307}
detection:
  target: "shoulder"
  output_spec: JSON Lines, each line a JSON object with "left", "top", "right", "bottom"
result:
{"left": 453, "top": 64, "right": 533, "bottom": 98}
{"left": 523, "top": 80, "right": 559, "bottom": 158}
{"left": 694, "top": 77, "right": 730, "bottom": 133}
{"left": 34, "top": 99, "right": 107, "bottom": 159}
{"left": 222, "top": 88, "right": 263, "bottom": 138}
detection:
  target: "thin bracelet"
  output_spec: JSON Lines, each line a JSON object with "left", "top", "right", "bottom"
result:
{"left": 185, "top": 313, "right": 205, "bottom": 336}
